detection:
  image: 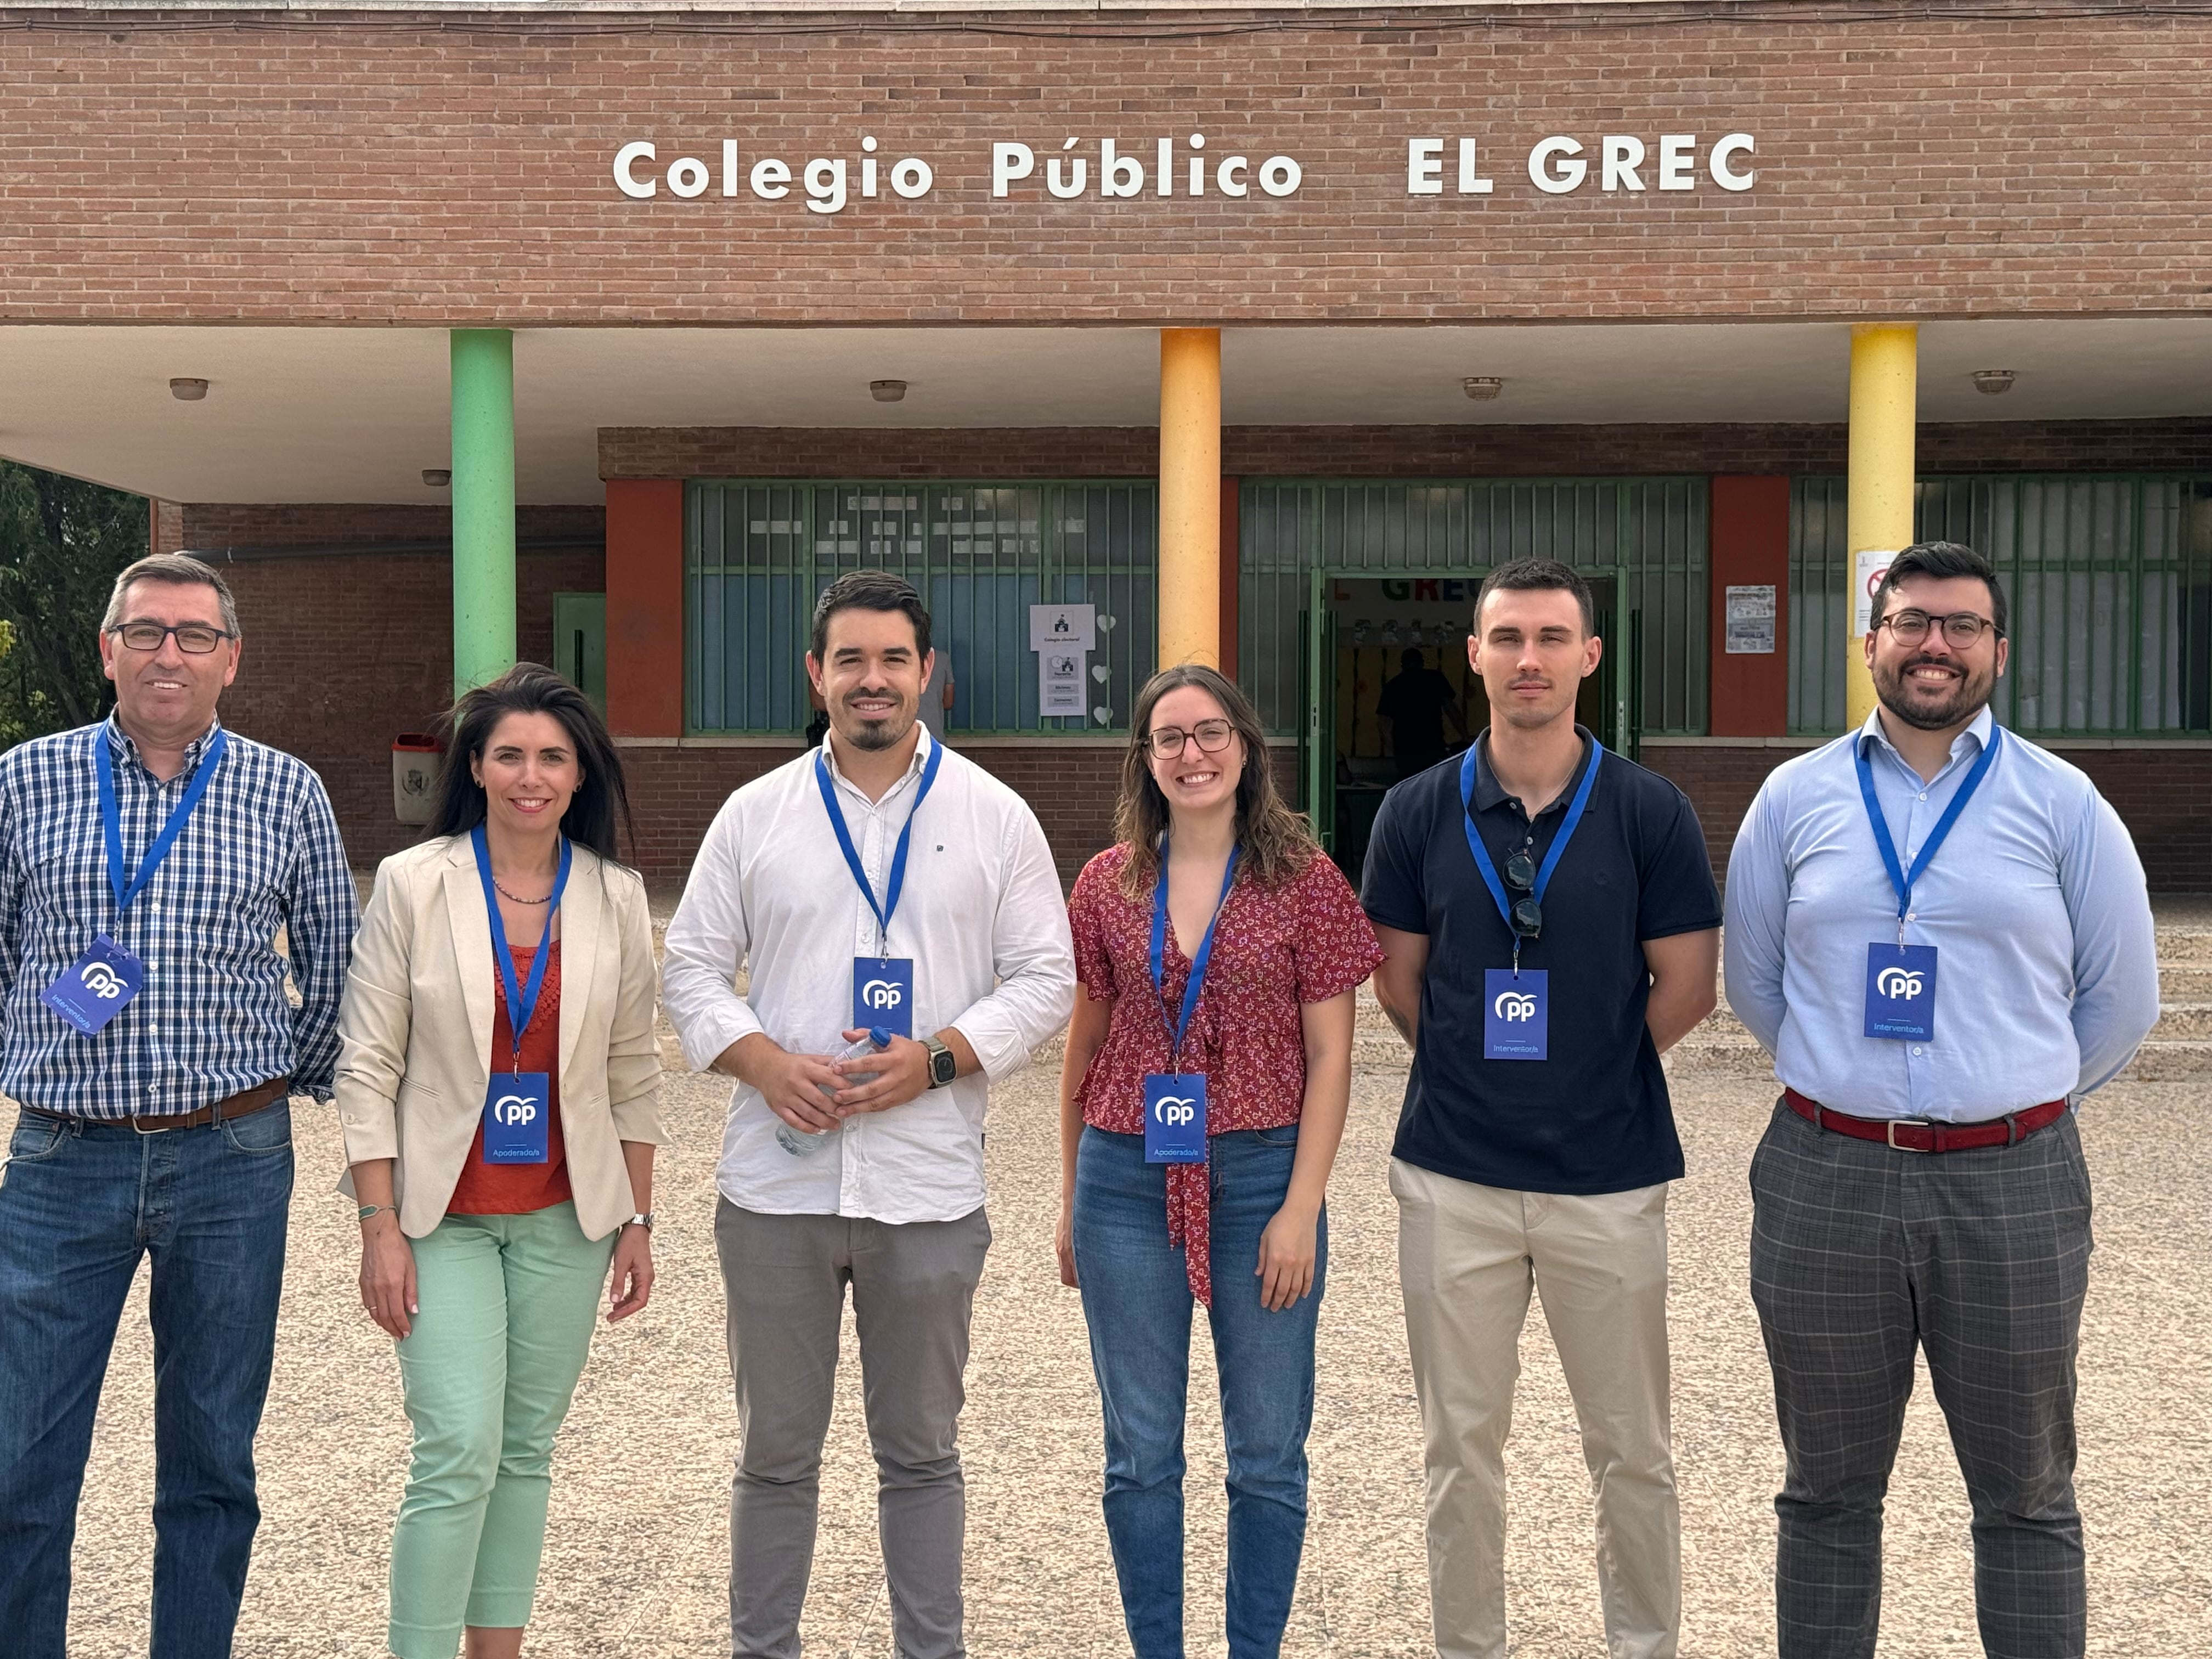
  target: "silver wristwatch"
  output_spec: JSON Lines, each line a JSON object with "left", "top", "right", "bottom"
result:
{"left": 623, "top": 1212, "right": 655, "bottom": 1232}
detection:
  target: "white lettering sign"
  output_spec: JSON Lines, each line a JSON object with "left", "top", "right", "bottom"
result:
{"left": 610, "top": 130, "right": 1756, "bottom": 206}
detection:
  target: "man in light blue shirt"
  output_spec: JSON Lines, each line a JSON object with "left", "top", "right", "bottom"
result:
{"left": 1725, "top": 541, "right": 2157, "bottom": 1659}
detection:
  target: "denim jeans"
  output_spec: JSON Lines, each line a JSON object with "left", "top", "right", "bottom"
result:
{"left": 0, "top": 1102, "right": 294, "bottom": 1659}
{"left": 1072, "top": 1125, "right": 1325, "bottom": 1659}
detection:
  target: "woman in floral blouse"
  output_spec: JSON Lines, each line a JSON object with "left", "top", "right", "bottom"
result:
{"left": 1058, "top": 663, "right": 1383, "bottom": 1658}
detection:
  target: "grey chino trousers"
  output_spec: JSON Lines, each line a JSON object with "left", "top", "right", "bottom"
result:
{"left": 714, "top": 1198, "right": 991, "bottom": 1659}
{"left": 1748, "top": 1099, "right": 2093, "bottom": 1659}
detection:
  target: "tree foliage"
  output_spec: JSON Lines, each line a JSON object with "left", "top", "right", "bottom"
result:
{"left": 0, "top": 460, "right": 147, "bottom": 746}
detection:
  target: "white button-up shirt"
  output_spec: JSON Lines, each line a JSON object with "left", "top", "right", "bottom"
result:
{"left": 1724, "top": 706, "right": 2159, "bottom": 1122}
{"left": 662, "top": 731, "right": 1076, "bottom": 1222}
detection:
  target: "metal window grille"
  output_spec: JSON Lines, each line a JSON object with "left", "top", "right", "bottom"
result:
{"left": 1238, "top": 478, "right": 1709, "bottom": 736}
{"left": 686, "top": 481, "right": 1158, "bottom": 733}
{"left": 1787, "top": 475, "right": 2212, "bottom": 737}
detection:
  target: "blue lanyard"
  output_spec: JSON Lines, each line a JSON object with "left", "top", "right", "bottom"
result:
{"left": 96, "top": 724, "right": 228, "bottom": 921}
{"left": 1459, "top": 735, "right": 1604, "bottom": 930}
{"left": 471, "top": 824, "right": 573, "bottom": 1073}
{"left": 1853, "top": 723, "right": 2002, "bottom": 943}
{"left": 815, "top": 736, "right": 945, "bottom": 962}
{"left": 1149, "top": 843, "right": 1242, "bottom": 1074}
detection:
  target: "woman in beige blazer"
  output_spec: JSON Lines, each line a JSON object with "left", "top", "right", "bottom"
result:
{"left": 336, "top": 663, "right": 664, "bottom": 1659}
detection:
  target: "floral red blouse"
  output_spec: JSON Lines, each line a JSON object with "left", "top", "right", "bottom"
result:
{"left": 1069, "top": 842, "right": 1384, "bottom": 1304}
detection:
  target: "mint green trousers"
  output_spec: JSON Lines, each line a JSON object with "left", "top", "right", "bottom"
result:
{"left": 387, "top": 1203, "right": 613, "bottom": 1659}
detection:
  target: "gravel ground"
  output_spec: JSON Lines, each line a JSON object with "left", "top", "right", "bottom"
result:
{"left": 48, "top": 1040, "right": 2211, "bottom": 1658}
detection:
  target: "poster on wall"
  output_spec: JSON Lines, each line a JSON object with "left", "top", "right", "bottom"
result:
{"left": 1853, "top": 550, "right": 1895, "bottom": 638}
{"left": 1039, "top": 647, "right": 1087, "bottom": 714}
{"left": 1724, "top": 584, "right": 1778, "bottom": 654}
{"left": 1030, "top": 603, "right": 1097, "bottom": 716}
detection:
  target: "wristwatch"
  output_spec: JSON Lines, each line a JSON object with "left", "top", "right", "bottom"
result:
{"left": 623, "top": 1212, "right": 655, "bottom": 1232}
{"left": 923, "top": 1036, "right": 958, "bottom": 1090}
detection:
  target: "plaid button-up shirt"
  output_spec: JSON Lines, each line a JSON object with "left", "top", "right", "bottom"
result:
{"left": 0, "top": 716, "right": 359, "bottom": 1118}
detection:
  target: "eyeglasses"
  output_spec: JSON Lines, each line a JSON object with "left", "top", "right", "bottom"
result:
{"left": 1146, "top": 719, "right": 1236, "bottom": 760}
{"left": 1876, "top": 609, "right": 2002, "bottom": 648}
{"left": 108, "top": 622, "right": 234, "bottom": 654}
{"left": 1503, "top": 848, "right": 1542, "bottom": 940}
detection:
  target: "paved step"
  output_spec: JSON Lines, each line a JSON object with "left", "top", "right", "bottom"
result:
{"left": 2157, "top": 964, "right": 2212, "bottom": 1000}
{"left": 2154, "top": 928, "right": 2212, "bottom": 962}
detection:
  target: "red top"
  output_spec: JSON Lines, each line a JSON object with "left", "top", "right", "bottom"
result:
{"left": 1069, "top": 843, "right": 1384, "bottom": 1304}
{"left": 447, "top": 941, "right": 573, "bottom": 1217}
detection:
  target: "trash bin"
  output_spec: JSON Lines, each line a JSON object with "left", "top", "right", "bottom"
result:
{"left": 392, "top": 733, "right": 442, "bottom": 825}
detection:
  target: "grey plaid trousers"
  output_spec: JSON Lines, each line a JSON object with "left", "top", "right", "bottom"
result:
{"left": 1748, "top": 1098, "right": 2093, "bottom": 1659}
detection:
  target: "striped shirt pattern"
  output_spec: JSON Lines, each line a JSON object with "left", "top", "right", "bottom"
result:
{"left": 0, "top": 717, "right": 359, "bottom": 1118}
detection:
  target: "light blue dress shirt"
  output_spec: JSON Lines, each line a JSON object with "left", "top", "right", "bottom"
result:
{"left": 1724, "top": 706, "right": 2159, "bottom": 1122}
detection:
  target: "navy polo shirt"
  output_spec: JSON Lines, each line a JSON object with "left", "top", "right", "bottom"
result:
{"left": 1360, "top": 726, "right": 1720, "bottom": 1195}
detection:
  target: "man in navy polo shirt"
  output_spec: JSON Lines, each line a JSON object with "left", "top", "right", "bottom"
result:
{"left": 1362, "top": 558, "right": 1720, "bottom": 1659}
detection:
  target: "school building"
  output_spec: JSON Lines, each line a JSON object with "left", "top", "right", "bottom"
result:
{"left": 4, "top": 1, "right": 2209, "bottom": 887}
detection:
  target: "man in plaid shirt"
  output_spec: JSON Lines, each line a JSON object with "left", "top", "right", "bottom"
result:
{"left": 0, "top": 552, "right": 359, "bottom": 1659}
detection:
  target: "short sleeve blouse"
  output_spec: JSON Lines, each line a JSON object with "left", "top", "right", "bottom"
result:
{"left": 1066, "top": 842, "right": 1384, "bottom": 1302}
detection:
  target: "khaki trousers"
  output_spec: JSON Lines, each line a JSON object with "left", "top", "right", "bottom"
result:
{"left": 1391, "top": 1159, "right": 1679, "bottom": 1659}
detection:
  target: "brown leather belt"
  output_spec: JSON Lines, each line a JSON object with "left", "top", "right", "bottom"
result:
{"left": 1785, "top": 1087, "right": 2067, "bottom": 1153}
{"left": 26, "top": 1077, "right": 290, "bottom": 1135}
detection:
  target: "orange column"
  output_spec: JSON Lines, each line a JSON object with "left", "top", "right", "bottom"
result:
{"left": 605, "top": 479, "right": 685, "bottom": 738}
{"left": 1708, "top": 476, "right": 1792, "bottom": 737}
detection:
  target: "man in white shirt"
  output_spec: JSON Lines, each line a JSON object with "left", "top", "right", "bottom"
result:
{"left": 663, "top": 570, "right": 1075, "bottom": 1659}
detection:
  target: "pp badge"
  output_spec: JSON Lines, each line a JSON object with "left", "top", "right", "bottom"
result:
{"left": 41, "top": 934, "right": 146, "bottom": 1036}
{"left": 853, "top": 958, "right": 916, "bottom": 1040}
{"left": 1143, "top": 1073, "right": 1207, "bottom": 1164}
{"left": 1864, "top": 943, "right": 1938, "bottom": 1041}
{"left": 1483, "top": 968, "right": 1548, "bottom": 1061}
{"left": 483, "top": 1073, "right": 551, "bottom": 1164}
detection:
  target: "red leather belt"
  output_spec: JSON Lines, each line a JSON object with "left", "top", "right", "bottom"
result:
{"left": 1784, "top": 1088, "right": 2067, "bottom": 1153}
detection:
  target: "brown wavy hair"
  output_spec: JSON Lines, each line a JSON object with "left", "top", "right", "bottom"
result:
{"left": 1114, "top": 664, "right": 1320, "bottom": 899}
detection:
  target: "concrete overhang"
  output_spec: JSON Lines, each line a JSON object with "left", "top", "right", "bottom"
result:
{"left": 2, "top": 319, "right": 2208, "bottom": 506}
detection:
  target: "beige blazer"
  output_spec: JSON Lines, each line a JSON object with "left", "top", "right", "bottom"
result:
{"left": 334, "top": 833, "right": 666, "bottom": 1240}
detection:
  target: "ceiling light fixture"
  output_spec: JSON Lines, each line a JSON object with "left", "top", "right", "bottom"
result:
{"left": 1971, "top": 369, "right": 2017, "bottom": 396}
{"left": 870, "top": 380, "right": 909, "bottom": 403}
{"left": 168, "top": 378, "right": 209, "bottom": 402}
{"left": 1462, "top": 376, "right": 1504, "bottom": 401}
{"left": 422, "top": 469, "right": 452, "bottom": 488}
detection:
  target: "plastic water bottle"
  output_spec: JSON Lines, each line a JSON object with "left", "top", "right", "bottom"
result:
{"left": 776, "top": 1026, "right": 893, "bottom": 1157}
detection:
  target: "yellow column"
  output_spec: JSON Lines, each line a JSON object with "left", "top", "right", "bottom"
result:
{"left": 1158, "top": 328, "right": 1222, "bottom": 668}
{"left": 1846, "top": 323, "right": 1917, "bottom": 729}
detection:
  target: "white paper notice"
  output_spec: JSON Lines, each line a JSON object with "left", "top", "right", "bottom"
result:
{"left": 1724, "top": 583, "right": 1778, "bottom": 654}
{"left": 1039, "top": 647, "right": 1087, "bottom": 714}
{"left": 1028, "top": 603, "right": 1097, "bottom": 652}
{"left": 1853, "top": 550, "right": 1895, "bottom": 638}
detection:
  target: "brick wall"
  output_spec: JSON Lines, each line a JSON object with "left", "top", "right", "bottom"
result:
{"left": 1646, "top": 742, "right": 2212, "bottom": 894}
{"left": 190, "top": 504, "right": 606, "bottom": 869}
{"left": 605, "top": 419, "right": 2212, "bottom": 482}
{"left": 9, "top": 13, "right": 2212, "bottom": 324}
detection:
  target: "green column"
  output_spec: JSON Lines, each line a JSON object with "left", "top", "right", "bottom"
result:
{"left": 450, "top": 328, "right": 517, "bottom": 695}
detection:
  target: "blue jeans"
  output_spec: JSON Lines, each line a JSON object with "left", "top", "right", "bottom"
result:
{"left": 0, "top": 1103, "right": 294, "bottom": 1659}
{"left": 1072, "top": 1125, "right": 1325, "bottom": 1659}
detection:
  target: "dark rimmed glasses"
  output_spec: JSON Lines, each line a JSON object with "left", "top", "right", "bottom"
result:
{"left": 1503, "top": 848, "right": 1542, "bottom": 940}
{"left": 1876, "top": 609, "right": 2002, "bottom": 649}
{"left": 107, "top": 622, "right": 235, "bottom": 654}
{"left": 1146, "top": 719, "right": 1236, "bottom": 760}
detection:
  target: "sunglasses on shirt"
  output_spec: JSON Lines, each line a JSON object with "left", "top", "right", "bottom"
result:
{"left": 1502, "top": 849, "right": 1542, "bottom": 940}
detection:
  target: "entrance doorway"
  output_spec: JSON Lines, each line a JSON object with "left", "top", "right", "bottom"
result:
{"left": 1304, "top": 573, "right": 1638, "bottom": 878}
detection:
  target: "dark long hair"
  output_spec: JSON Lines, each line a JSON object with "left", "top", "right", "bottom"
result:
{"left": 425, "top": 663, "right": 634, "bottom": 864}
{"left": 1114, "top": 664, "right": 1318, "bottom": 899}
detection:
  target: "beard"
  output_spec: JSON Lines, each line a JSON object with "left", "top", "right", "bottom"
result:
{"left": 837, "top": 691, "right": 917, "bottom": 751}
{"left": 1873, "top": 652, "right": 1995, "bottom": 731}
